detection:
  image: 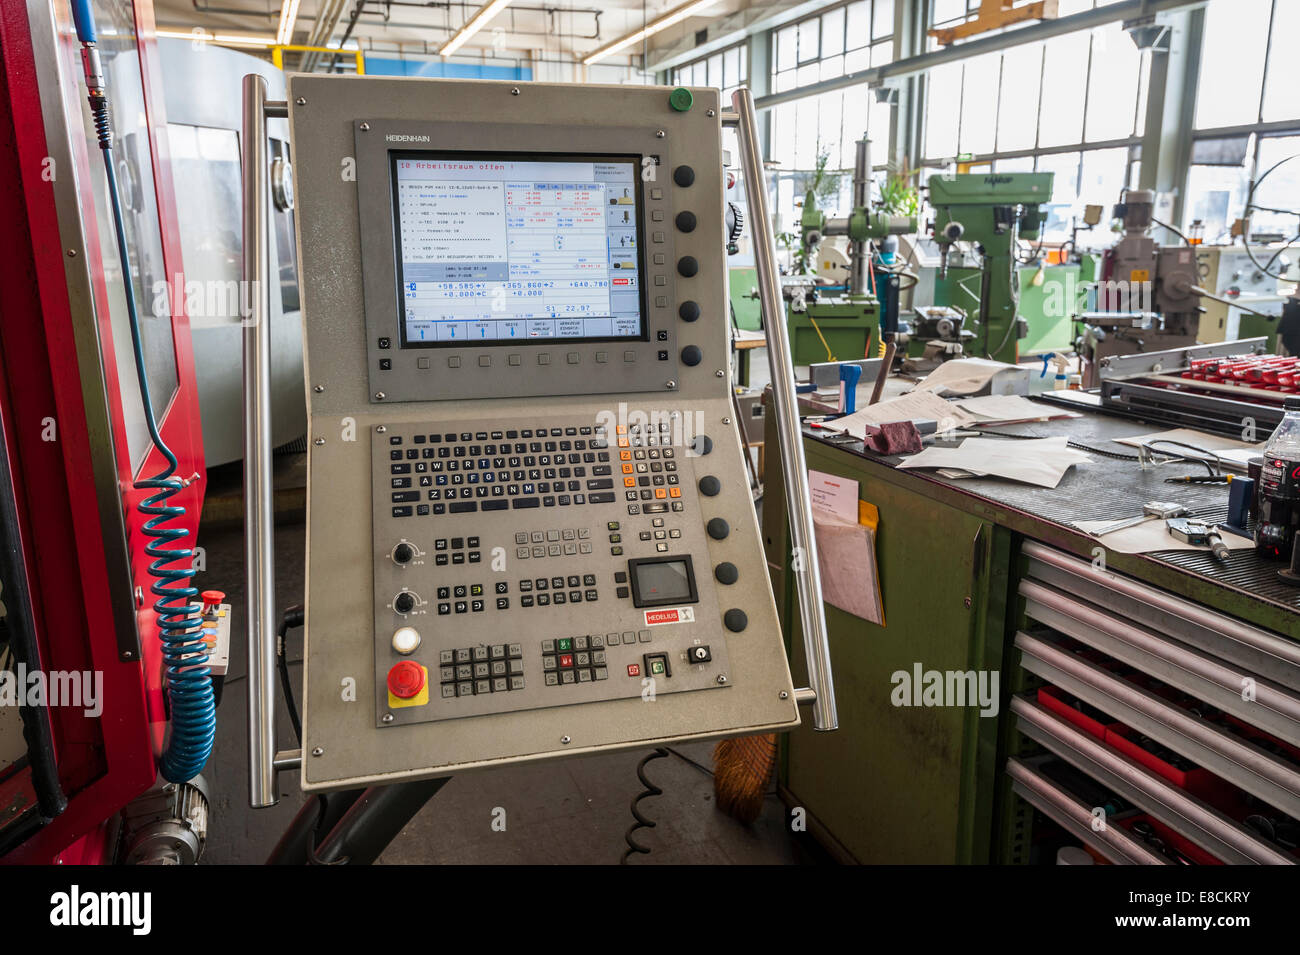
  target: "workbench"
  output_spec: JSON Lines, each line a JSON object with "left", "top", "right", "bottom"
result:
{"left": 761, "top": 389, "right": 1300, "bottom": 865}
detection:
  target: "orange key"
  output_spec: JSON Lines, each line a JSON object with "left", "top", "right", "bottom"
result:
{"left": 618, "top": 437, "right": 629, "bottom": 448}
{"left": 619, "top": 449, "right": 632, "bottom": 460}
{"left": 669, "top": 487, "right": 681, "bottom": 498}
{"left": 654, "top": 488, "right": 667, "bottom": 499}
{"left": 624, "top": 477, "right": 636, "bottom": 487}
{"left": 616, "top": 425, "right": 627, "bottom": 434}
{"left": 622, "top": 463, "right": 634, "bottom": 474}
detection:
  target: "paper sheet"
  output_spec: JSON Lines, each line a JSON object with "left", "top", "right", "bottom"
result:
{"left": 826, "top": 390, "right": 977, "bottom": 439}
{"left": 813, "top": 515, "right": 885, "bottom": 625}
{"left": 953, "top": 394, "right": 1078, "bottom": 425}
{"left": 1112, "top": 428, "right": 1265, "bottom": 470}
{"left": 913, "top": 358, "right": 1021, "bottom": 396}
{"left": 898, "top": 436, "right": 1090, "bottom": 488}
{"left": 1073, "top": 518, "right": 1256, "bottom": 555}
{"left": 808, "top": 470, "right": 860, "bottom": 524}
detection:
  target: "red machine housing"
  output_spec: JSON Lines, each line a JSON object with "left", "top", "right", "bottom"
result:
{"left": 0, "top": 0, "right": 205, "bottom": 863}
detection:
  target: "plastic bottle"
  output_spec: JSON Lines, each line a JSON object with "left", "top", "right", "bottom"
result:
{"left": 1257, "top": 396, "right": 1300, "bottom": 559}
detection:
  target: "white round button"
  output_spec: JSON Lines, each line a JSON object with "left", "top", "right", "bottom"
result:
{"left": 392, "top": 626, "right": 421, "bottom": 655}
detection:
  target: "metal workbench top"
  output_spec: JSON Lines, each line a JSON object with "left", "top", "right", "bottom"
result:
{"left": 801, "top": 395, "right": 1300, "bottom": 627}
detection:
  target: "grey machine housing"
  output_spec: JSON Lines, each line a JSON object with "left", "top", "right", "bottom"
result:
{"left": 288, "top": 75, "right": 799, "bottom": 792}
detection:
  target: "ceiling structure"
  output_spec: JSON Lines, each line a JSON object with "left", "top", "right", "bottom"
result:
{"left": 149, "top": 0, "right": 778, "bottom": 71}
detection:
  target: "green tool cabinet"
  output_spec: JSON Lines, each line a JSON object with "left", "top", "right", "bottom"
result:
{"left": 762, "top": 424, "right": 1014, "bottom": 863}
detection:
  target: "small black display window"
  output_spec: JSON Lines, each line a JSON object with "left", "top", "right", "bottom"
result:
{"left": 628, "top": 555, "right": 698, "bottom": 608}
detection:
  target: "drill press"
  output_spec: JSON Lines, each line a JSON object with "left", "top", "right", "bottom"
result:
{"left": 792, "top": 138, "right": 915, "bottom": 365}
{"left": 927, "top": 172, "right": 1054, "bottom": 365}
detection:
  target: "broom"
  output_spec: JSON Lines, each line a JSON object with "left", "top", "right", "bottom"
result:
{"left": 713, "top": 733, "right": 777, "bottom": 824}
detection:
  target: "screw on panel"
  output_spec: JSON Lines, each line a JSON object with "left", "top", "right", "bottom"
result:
{"left": 360, "top": 122, "right": 370, "bottom": 131}
{"left": 706, "top": 108, "right": 716, "bottom": 117}
{"left": 134, "top": 586, "right": 144, "bottom": 608}
{"left": 779, "top": 691, "right": 789, "bottom": 700}
{"left": 375, "top": 392, "right": 386, "bottom": 400}
{"left": 716, "top": 675, "right": 727, "bottom": 685}
{"left": 715, "top": 369, "right": 725, "bottom": 377}
{"left": 376, "top": 425, "right": 387, "bottom": 433}
{"left": 560, "top": 735, "right": 571, "bottom": 744}
{"left": 656, "top": 130, "right": 666, "bottom": 139}
{"left": 511, "top": 87, "right": 520, "bottom": 95}
{"left": 67, "top": 249, "right": 78, "bottom": 257}
{"left": 311, "top": 747, "right": 324, "bottom": 756}
{"left": 296, "top": 97, "right": 306, "bottom": 106}
{"left": 314, "top": 384, "right": 325, "bottom": 393}
{"left": 721, "top": 417, "right": 731, "bottom": 425}
{"left": 382, "top": 713, "right": 393, "bottom": 723}
{"left": 314, "top": 437, "right": 325, "bottom": 445}
{"left": 665, "top": 380, "right": 677, "bottom": 389}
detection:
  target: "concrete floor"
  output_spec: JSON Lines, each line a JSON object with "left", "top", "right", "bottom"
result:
{"left": 195, "top": 454, "right": 818, "bottom": 865}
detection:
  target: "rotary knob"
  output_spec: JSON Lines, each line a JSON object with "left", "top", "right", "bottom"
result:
{"left": 394, "top": 591, "right": 416, "bottom": 615}
{"left": 392, "top": 542, "right": 416, "bottom": 565}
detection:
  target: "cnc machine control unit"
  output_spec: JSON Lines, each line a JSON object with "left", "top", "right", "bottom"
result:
{"left": 290, "top": 76, "right": 799, "bottom": 791}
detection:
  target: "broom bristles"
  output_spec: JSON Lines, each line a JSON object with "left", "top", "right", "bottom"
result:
{"left": 713, "top": 733, "right": 777, "bottom": 825}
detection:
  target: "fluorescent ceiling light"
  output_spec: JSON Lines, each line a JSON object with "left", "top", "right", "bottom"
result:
{"left": 156, "top": 29, "right": 276, "bottom": 48}
{"left": 275, "top": 0, "right": 302, "bottom": 46}
{"left": 439, "top": 0, "right": 514, "bottom": 57}
{"left": 583, "top": 0, "right": 717, "bottom": 66}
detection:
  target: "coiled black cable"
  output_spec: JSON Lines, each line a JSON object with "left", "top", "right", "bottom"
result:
{"left": 620, "top": 748, "right": 669, "bottom": 864}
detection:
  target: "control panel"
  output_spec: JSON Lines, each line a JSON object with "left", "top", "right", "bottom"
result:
{"left": 290, "top": 76, "right": 798, "bottom": 791}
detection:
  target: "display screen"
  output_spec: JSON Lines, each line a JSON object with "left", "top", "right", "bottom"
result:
{"left": 391, "top": 152, "right": 647, "bottom": 347}
{"left": 629, "top": 557, "right": 697, "bottom": 608}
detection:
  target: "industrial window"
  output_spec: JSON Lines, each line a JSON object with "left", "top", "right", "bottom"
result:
{"left": 918, "top": 4, "right": 1149, "bottom": 246}
{"left": 768, "top": 0, "right": 894, "bottom": 177}
{"left": 670, "top": 41, "right": 748, "bottom": 99}
{"left": 1184, "top": 0, "right": 1300, "bottom": 240}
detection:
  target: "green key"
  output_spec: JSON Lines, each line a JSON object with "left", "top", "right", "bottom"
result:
{"left": 557, "top": 637, "right": 573, "bottom": 652}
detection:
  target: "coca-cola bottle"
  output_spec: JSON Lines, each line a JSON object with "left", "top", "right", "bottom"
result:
{"left": 1257, "top": 397, "right": 1300, "bottom": 559}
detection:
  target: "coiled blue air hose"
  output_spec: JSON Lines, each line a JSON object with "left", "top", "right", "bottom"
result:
{"left": 71, "top": 0, "right": 215, "bottom": 782}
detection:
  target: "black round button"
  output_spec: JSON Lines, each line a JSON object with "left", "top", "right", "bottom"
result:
{"left": 394, "top": 592, "right": 415, "bottom": 614}
{"left": 692, "top": 434, "right": 713, "bottom": 456}
{"left": 715, "top": 562, "right": 739, "bottom": 585}
{"left": 677, "top": 256, "right": 698, "bottom": 277}
{"left": 675, "top": 211, "right": 697, "bottom": 233}
{"left": 393, "top": 543, "right": 415, "bottom": 564}
{"left": 679, "top": 301, "right": 701, "bottom": 322}
{"left": 681, "top": 345, "right": 702, "bottom": 366}
{"left": 724, "top": 609, "right": 748, "bottom": 633}
{"left": 707, "top": 517, "right": 729, "bottom": 540}
{"left": 698, "top": 475, "right": 721, "bottom": 496}
{"left": 673, "top": 165, "right": 695, "bottom": 187}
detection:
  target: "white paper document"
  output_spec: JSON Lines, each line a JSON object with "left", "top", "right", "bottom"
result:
{"left": 1112, "top": 428, "right": 1265, "bottom": 470}
{"left": 808, "top": 470, "right": 860, "bottom": 524}
{"left": 953, "top": 394, "right": 1077, "bottom": 425}
{"left": 1073, "top": 518, "right": 1256, "bottom": 555}
{"left": 897, "top": 436, "right": 1090, "bottom": 488}
{"left": 913, "top": 358, "right": 1021, "bottom": 396}
{"left": 827, "top": 390, "right": 977, "bottom": 439}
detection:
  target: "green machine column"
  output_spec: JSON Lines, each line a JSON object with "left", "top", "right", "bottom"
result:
{"left": 928, "top": 173, "right": 1054, "bottom": 365}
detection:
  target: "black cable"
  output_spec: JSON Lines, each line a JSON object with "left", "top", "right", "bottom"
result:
{"left": 278, "top": 605, "right": 305, "bottom": 745}
{"left": 1242, "top": 154, "right": 1300, "bottom": 281}
{"left": 665, "top": 746, "right": 714, "bottom": 777}
{"left": 1150, "top": 216, "right": 1191, "bottom": 247}
{"left": 620, "top": 748, "right": 668, "bottom": 864}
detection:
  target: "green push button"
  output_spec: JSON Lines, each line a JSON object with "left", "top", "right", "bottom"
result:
{"left": 557, "top": 638, "right": 573, "bottom": 652}
{"left": 649, "top": 658, "right": 667, "bottom": 676}
{"left": 669, "top": 87, "right": 693, "bottom": 112}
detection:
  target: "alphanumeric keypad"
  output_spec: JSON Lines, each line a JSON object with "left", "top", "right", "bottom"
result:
{"left": 387, "top": 425, "right": 613, "bottom": 516}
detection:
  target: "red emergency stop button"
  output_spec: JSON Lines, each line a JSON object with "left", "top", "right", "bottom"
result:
{"left": 387, "top": 661, "right": 426, "bottom": 699}
{"left": 201, "top": 590, "right": 225, "bottom": 604}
